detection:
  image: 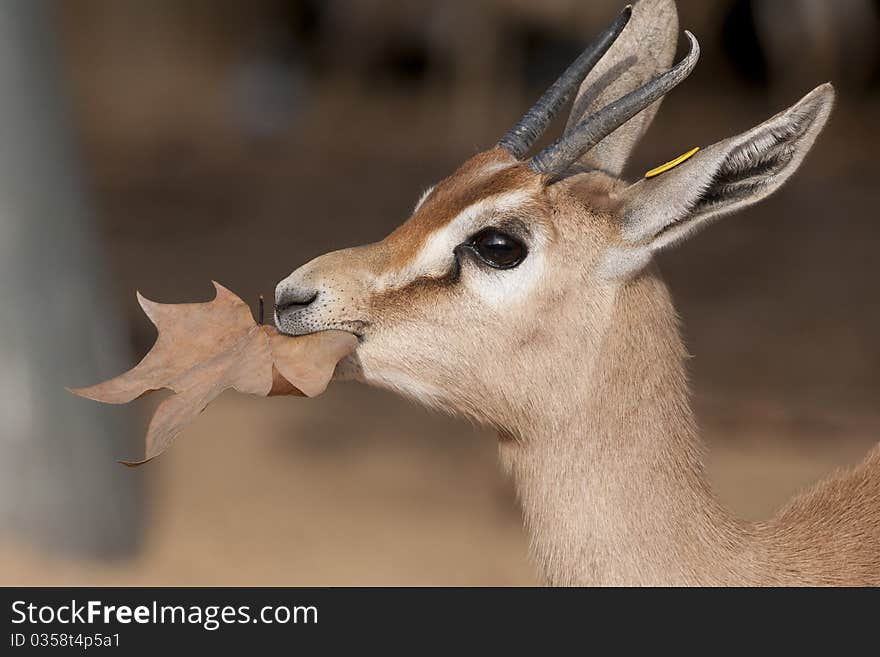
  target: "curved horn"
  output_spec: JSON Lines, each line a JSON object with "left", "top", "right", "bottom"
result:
{"left": 530, "top": 30, "right": 701, "bottom": 176}
{"left": 498, "top": 5, "right": 632, "bottom": 159}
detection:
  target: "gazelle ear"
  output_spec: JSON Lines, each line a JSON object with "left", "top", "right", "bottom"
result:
{"left": 565, "top": 0, "right": 679, "bottom": 176}
{"left": 601, "top": 83, "right": 835, "bottom": 279}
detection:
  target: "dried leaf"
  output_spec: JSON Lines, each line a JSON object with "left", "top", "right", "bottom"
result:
{"left": 69, "top": 282, "right": 357, "bottom": 465}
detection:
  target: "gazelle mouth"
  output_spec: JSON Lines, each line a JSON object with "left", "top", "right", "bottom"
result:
{"left": 274, "top": 292, "right": 318, "bottom": 317}
{"left": 275, "top": 320, "right": 369, "bottom": 342}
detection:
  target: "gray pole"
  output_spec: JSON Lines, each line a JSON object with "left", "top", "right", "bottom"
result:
{"left": 0, "top": 0, "right": 142, "bottom": 556}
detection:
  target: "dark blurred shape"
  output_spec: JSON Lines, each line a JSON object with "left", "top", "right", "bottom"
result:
{"left": 721, "top": 0, "right": 768, "bottom": 86}
{"left": 516, "top": 24, "right": 583, "bottom": 91}
{"left": 0, "top": 0, "right": 142, "bottom": 557}
{"left": 752, "top": 0, "right": 878, "bottom": 97}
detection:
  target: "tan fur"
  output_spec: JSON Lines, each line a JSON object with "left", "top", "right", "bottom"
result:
{"left": 275, "top": 151, "right": 879, "bottom": 585}
{"left": 382, "top": 148, "right": 533, "bottom": 269}
{"left": 275, "top": 0, "right": 876, "bottom": 583}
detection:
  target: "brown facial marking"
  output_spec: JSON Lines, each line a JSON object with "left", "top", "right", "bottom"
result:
{"left": 371, "top": 253, "right": 463, "bottom": 318}
{"left": 381, "top": 147, "right": 541, "bottom": 270}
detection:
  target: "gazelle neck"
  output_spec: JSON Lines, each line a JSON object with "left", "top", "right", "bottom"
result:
{"left": 499, "top": 268, "right": 755, "bottom": 586}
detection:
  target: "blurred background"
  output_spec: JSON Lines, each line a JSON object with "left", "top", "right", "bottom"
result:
{"left": 0, "top": 0, "right": 878, "bottom": 585}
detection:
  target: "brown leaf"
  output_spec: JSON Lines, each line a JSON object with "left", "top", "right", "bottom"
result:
{"left": 69, "top": 282, "right": 357, "bottom": 465}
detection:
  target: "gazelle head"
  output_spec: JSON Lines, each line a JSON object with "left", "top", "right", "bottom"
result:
{"left": 275, "top": 0, "right": 833, "bottom": 435}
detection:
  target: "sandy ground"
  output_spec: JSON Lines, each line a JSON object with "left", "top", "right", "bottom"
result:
{"left": 2, "top": 84, "right": 878, "bottom": 585}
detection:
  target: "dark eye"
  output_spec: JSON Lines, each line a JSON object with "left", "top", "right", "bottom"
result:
{"left": 469, "top": 228, "right": 527, "bottom": 269}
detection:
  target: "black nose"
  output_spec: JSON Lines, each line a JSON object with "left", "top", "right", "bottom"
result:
{"left": 275, "top": 288, "right": 318, "bottom": 316}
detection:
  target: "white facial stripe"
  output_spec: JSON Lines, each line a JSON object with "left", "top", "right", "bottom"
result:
{"left": 381, "top": 189, "right": 534, "bottom": 288}
{"left": 413, "top": 185, "right": 435, "bottom": 213}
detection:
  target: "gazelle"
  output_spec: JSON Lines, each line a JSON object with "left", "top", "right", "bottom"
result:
{"left": 275, "top": 0, "right": 879, "bottom": 585}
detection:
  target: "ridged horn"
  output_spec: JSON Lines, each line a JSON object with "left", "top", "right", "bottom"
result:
{"left": 498, "top": 5, "right": 632, "bottom": 159}
{"left": 530, "top": 30, "right": 700, "bottom": 176}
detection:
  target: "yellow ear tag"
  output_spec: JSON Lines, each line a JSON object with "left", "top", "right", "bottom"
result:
{"left": 645, "top": 146, "right": 700, "bottom": 179}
